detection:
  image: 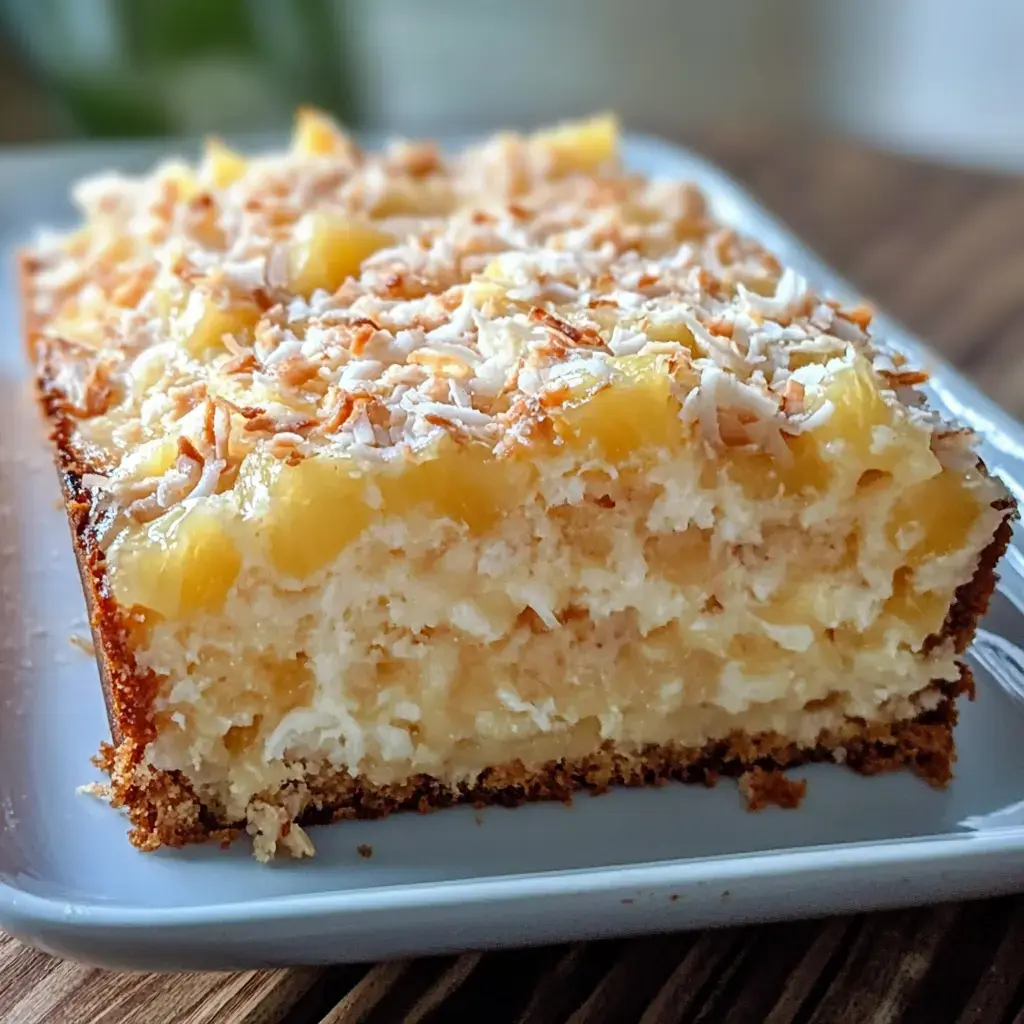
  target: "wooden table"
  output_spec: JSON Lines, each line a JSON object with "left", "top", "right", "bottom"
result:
{"left": 3, "top": 132, "right": 1023, "bottom": 1024}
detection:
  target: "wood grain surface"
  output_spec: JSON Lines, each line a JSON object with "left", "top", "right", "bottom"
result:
{"left": 2, "top": 131, "right": 1022, "bottom": 1024}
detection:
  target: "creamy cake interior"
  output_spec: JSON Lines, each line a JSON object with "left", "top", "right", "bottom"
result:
{"left": 24, "top": 112, "right": 1012, "bottom": 857}
{"left": 115, "top": 366, "right": 1000, "bottom": 825}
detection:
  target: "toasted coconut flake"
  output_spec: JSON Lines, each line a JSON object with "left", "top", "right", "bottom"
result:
{"left": 781, "top": 378, "right": 805, "bottom": 416}
{"left": 29, "top": 117, "right": 976, "bottom": 548}
{"left": 410, "top": 400, "right": 493, "bottom": 428}
{"left": 844, "top": 304, "right": 874, "bottom": 330}
{"left": 880, "top": 368, "right": 930, "bottom": 388}
{"left": 528, "top": 307, "right": 609, "bottom": 351}
{"left": 788, "top": 398, "right": 836, "bottom": 435}
{"left": 80, "top": 472, "right": 113, "bottom": 492}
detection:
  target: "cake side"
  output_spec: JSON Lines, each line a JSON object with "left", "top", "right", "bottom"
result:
{"left": 21, "top": 254, "right": 155, "bottom": 750}
{"left": 94, "top": 673, "right": 968, "bottom": 860}
{"left": 21, "top": 113, "right": 1017, "bottom": 859}
{"left": 88, "top": 498, "right": 1010, "bottom": 860}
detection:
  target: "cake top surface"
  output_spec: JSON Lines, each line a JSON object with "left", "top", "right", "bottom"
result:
{"left": 26, "top": 111, "right": 954, "bottom": 511}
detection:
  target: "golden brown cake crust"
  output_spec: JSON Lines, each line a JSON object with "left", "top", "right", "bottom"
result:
{"left": 22, "top": 253, "right": 158, "bottom": 749}
{"left": 96, "top": 672, "right": 968, "bottom": 852}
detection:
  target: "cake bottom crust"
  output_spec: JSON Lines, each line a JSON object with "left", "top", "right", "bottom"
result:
{"left": 96, "top": 673, "right": 968, "bottom": 858}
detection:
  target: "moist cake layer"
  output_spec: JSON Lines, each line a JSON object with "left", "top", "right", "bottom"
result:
{"left": 23, "top": 112, "right": 1015, "bottom": 857}
{"left": 134, "top": 443, "right": 993, "bottom": 825}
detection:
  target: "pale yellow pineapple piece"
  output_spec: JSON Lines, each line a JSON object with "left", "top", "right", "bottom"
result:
{"left": 532, "top": 114, "right": 620, "bottom": 175}
{"left": 237, "top": 450, "right": 373, "bottom": 579}
{"left": 467, "top": 259, "right": 517, "bottom": 311}
{"left": 554, "top": 354, "right": 681, "bottom": 459}
{"left": 119, "top": 435, "right": 179, "bottom": 480}
{"left": 292, "top": 107, "right": 350, "bottom": 157}
{"left": 109, "top": 497, "right": 242, "bottom": 618}
{"left": 377, "top": 438, "right": 534, "bottom": 534}
{"left": 643, "top": 319, "right": 698, "bottom": 354}
{"left": 814, "top": 358, "right": 938, "bottom": 481}
{"left": 884, "top": 568, "right": 949, "bottom": 637}
{"left": 288, "top": 213, "right": 394, "bottom": 297}
{"left": 551, "top": 351, "right": 822, "bottom": 496}
{"left": 887, "top": 469, "right": 983, "bottom": 566}
{"left": 202, "top": 137, "right": 247, "bottom": 189}
{"left": 708, "top": 449, "right": 825, "bottom": 502}
{"left": 174, "top": 294, "right": 261, "bottom": 357}
{"left": 467, "top": 278, "right": 506, "bottom": 310}
{"left": 753, "top": 357, "right": 937, "bottom": 500}
{"left": 237, "top": 439, "right": 533, "bottom": 579}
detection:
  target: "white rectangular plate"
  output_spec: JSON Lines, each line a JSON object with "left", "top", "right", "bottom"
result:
{"left": 2, "top": 134, "right": 1024, "bottom": 971}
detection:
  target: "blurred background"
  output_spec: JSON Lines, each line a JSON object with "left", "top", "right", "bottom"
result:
{"left": 0, "top": 0, "right": 1022, "bottom": 174}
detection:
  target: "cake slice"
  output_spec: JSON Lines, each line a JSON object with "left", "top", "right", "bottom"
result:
{"left": 23, "top": 112, "right": 1015, "bottom": 859}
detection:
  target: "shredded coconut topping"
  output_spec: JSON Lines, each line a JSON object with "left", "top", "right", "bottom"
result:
{"left": 27, "top": 112, "right": 941, "bottom": 531}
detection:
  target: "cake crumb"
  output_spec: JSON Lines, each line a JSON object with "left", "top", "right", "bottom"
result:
{"left": 280, "top": 821, "right": 316, "bottom": 859}
{"left": 76, "top": 781, "right": 110, "bottom": 799}
{"left": 69, "top": 633, "right": 95, "bottom": 656}
{"left": 357, "top": 843, "right": 373, "bottom": 859}
{"left": 738, "top": 766, "right": 807, "bottom": 811}
{"left": 246, "top": 800, "right": 316, "bottom": 861}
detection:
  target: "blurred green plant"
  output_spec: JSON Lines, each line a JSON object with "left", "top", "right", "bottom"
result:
{"left": 0, "top": 0, "right": 356, "bottom": 138}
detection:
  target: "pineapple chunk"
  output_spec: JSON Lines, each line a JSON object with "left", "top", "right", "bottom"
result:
{"left": 236, "top": 440, "right": 533, "bottom": 579}
{"left": 292, "top": 107, "right": 350, "bottom": 157}
{"left": 778, "top": 436, "right": 831, "bottom": 495}
{"left": 202, "top": 137, "right": 247, "bottom": 189}
{"left": 554, "top": 354, "right": 680, "bottom": 459}
{"left": 378, "top": 438, "right": 533, "bottom": 534}
{"left": 884, "top": 568, "right": 948, "bottom": 637}
{"left": 813, "top": 358, "right": 938, "bottom": 481}
{"left": 643, "top": 319, "right": 698, "bottom": 354}
{"left": 288, "top": 213, "right": 394, "bottom": 297}
{"left": 532, "top": 114, "right": 620, "bottom": 175}
{"left": 174, "top": 294, "right": 261, "bottom": 357}
{"left": 467, "top": 258, "right": 516, "bottom": 310}
{"left": 120, "top": 435, "right": 178, "bottom": 479}
{"left": 764, "top": 357, "right": 937, "bottom": 498}
{"left": 109, "top": 498, "right": 241, "bottom": 618}
{"left": 705, "top": 451, "right": 774, "bottom": 501}
{"left": 887, "top": 469, "right": 982, "bottom": 566}
{"left": 237, "top": 450, "right": 373, "bottom": 579}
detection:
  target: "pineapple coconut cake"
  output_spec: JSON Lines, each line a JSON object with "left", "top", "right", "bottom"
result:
{"left": 22, "top": 112, "right": 1015, "bottom": 859}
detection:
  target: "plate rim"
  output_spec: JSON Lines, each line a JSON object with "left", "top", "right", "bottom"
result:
{"left": 5, "top": 827, "right": 1024, "bottom": 933}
